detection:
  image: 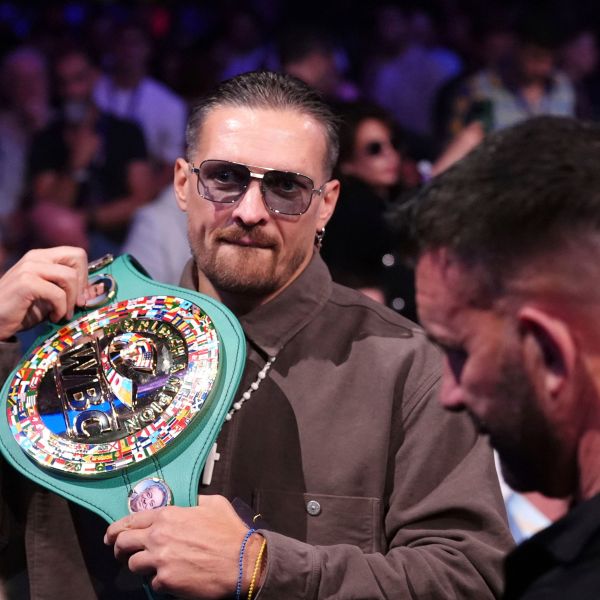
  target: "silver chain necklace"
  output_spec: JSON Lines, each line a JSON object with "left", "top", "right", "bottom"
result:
{"left": 202, "top": 355, "right": 277, "bottom": 486}
{"left": 225, "top": 355, "right": 277, "bottom": 421}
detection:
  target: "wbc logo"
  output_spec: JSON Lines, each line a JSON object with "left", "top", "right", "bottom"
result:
{"left": 48, "top": 322, "right": 184, "bottom": 443}
{"left": 8, "top": 295, "right": 220, "bottom": 475}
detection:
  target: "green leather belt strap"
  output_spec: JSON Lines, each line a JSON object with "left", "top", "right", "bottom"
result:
{"left": 0, "top": 254, "right": 246, "bottom": 523}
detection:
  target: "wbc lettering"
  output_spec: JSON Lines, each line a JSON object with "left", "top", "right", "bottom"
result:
{"left": 46, "top": 319, "right": 187, "bottom": 442}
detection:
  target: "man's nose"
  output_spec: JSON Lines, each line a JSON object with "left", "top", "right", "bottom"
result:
{"left": 230, "top": 180, "right": 270, "bottom": 225}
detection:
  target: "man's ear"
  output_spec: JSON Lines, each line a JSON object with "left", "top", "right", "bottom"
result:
{"left": 316, "top": 178, "right": 340, "bottom": 230}
{"left": 517, "top": 306, "right": 576, "bottom": 397}
{"left": 174, "top": 158, "right": 190, "bottom": 212}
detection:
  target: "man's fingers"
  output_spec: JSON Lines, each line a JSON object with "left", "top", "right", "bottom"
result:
{"left": 112, "top": 528, "right": 148, "bottom": 562}
{"left": 29, "top": 279, "right": 69, "bottom": 323}
{"left": 11, "top": 247, "right": 88, "bottom": 319}
{"left": 105, "top": 509, "right": 158, "bottom": 545}
{"left": 127, "top": 549, "right": 156, "bottom": 576}
{"left": 0, "top": 246, "right": 90, "bottom": 340}
{"left": 25, "top": 246, "right": 88, "bottom": 299}
{"left": 0, "top": 273, "right": 68, "bottom": 337}
{"left": 22, "top": 262, "right": 81, "bottom": 320}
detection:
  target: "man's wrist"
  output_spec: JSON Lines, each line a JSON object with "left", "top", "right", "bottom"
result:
{"left": 240, "top": 531, "right": 267, "bottom": 597}
{"left": 247, "top": 535, "right": 267, "bottom": 600}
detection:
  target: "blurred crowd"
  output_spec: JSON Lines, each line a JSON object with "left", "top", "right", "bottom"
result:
{"left": 2, "top": 0, "right": 600, "bottom": 321}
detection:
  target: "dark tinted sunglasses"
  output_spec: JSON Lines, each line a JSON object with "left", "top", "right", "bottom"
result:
{"left": 363, "top": 139, "right": 402, "bottom": 157}
{"left": 189, "top": 159, "right": 328, "bottom": 216}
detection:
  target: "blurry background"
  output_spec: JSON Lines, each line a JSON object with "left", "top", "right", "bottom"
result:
{"left": 2, "top": 0, "right": 599, "bottom": 321}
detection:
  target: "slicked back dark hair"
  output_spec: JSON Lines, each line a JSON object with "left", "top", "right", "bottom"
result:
{"left": 185, "top": 71, "right": 340, "bottom": 176}
{"left": 392, "top": 116, "right": 600, "bottom": 296}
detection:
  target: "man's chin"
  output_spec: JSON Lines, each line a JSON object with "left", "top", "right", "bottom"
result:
{"left": 204, "top": 257, "right": 279, "bottom": 297}
{"left": 216, "top": 278, "right": 277, "bottom": 297}
{"left": 194, "top": 240, "right": 309, "bottom": 299}
{"left": 501, "top": 468, "right": 536, "bottom": 494}
{"left": 499, "top": 455, "right": 570, "bottom": 497}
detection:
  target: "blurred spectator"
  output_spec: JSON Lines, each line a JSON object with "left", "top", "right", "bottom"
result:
{"left": 479, "top": 20, "right": 519, "bottom": 72}
{"left": 28, "top": 47, "right": 154, "bottom": 258}
{"left": 0, "top": 46, "right": 52, "bottom": 268}
{"left": 364, "top": 4, "right": 455, "bottom": 137}
{"left": 433, "top": 16, "right": 517, "bottom": 145}
{"left": 93, "top": 22, "right": 187, "bottom": 189}
{"left": 442, "top": 9, "right": 478, "bottom": 70}
{"left": 408, "top": 8, "right": 463, "bottom": 82}
{"left": 0, "top": 0, "right": 596, "bottom": 280}
{"left": 559, "top": 27, "right": 599, "bottom": 119}
{"left": 279, "top": 26, "right": 359, "bottom": 102}
{"left": 122, "top": 185, "right": 190, "bottom": 284}
{"left": 322, "top": 102, "right": 417, "bottom": 320}
{"left": 211, "top": 7, "right": 277, "bottom": 80}
{"left": 446, "top": 14, "right": 575, "bottom": 136}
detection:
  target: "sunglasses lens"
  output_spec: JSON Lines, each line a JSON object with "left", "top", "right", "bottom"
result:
{"left": 365, "top": 141, "right": 383, "bottom": 156}
{"left": 195, "top": 160, "right": 317, "bottom": 215}
{"left": 198, "top": 161, "right": 250, "bottom": 202}
{"left": 262, "top": 170, "right": 313, "bottom": 215}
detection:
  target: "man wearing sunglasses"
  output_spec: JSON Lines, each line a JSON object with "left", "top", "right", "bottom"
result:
{"left": 0, "top": 71, "right": 511, "bottom": 599}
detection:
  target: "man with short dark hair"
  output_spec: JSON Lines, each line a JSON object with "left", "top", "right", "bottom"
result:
{"left": 93, "top": 23, "right": 188, "bottom": 189}
{"left": 444, "top": 14, "right": 575, "bottom": 137}
{"left": 29, "top": 47, "right": 155, "bottom": 256}
{"left": 0, "top": 71, "right": 511, "bottom": 599}
{"left": 394, "top": 115, "right": 600, "bottom": 599}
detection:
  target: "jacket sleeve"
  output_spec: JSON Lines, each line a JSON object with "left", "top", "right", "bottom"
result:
{"left": 0, "top": 340, "right": 25, "bottom": 592}
{"left": 257, "top": 354, "right": 514, "bottom": 599}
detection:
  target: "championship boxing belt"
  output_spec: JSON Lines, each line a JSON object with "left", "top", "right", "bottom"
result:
{"left": 0, "top": 254, "right": 246, "bottom": 523}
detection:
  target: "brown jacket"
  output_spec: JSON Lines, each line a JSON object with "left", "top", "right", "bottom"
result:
{"left": 0, "top": 254, "right": 513, "bottom": 599}
{"left": 188, "top": 254, "right": 513, "bottom": 598}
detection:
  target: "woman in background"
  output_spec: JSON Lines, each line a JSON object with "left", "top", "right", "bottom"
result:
{"left": 322, "top": 102, "right": 418, "bottom": 321}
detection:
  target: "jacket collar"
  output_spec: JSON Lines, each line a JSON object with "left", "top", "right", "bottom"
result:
{"left": 179, "top": 252, "right": 332, "bottom": 357}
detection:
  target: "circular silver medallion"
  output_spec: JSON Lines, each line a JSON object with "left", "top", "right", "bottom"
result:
{"left": 128, "top": 477, "right": 173, "bottom": 512}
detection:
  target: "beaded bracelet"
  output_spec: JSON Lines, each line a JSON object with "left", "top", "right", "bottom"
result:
{"left": 235, "top": 528, "right": 256, "bottom": 600}
{"left": 247, "top": 538, "right": 267, "bottom": 600}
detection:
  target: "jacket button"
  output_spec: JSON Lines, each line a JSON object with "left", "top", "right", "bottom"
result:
{"left": 306, "top": 500, "right": 321, "bottom": 516}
